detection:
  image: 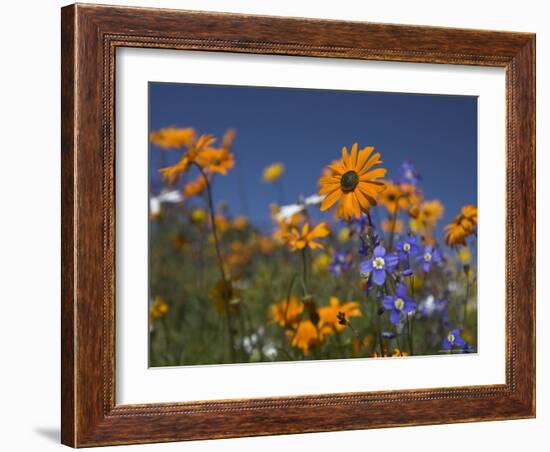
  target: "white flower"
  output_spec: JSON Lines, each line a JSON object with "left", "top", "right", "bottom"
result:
{"left": 304, "top": 194, "right": 324, "bottom": 206}
{"left": 262, "top": 343, "right": 278, "bottom": 360}
{"left": 149, "top": 190, "right": 184, "bottom": 216}
{"left": 275, "top": 204, "right": 304, "bottom": 222}
{"left": 275, "top": 194, "right": 324, "bottom": 223}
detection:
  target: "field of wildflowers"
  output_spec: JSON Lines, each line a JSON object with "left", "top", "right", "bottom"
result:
{"left": 148, "top": 125, "right": 478, "bottom": 366}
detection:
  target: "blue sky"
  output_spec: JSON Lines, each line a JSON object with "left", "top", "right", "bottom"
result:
{"left": 149, "top": 82, "right": 477, "bottom": 232}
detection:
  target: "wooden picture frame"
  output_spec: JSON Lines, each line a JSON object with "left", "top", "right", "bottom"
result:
{"left": 61, "top": 3, "right": 535, "bottom": 447}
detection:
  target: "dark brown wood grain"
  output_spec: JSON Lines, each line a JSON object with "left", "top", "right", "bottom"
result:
{"left": 61, "top": 3, "right": 536, "bottom": 447}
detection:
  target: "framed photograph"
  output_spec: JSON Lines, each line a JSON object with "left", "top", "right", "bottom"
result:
{"left": 61, "top": 3, "right": 536, "bottom": 447}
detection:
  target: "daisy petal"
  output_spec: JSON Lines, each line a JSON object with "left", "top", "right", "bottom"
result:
{"left": 354, "top": 188, "right": 374, "bottom": 211}
{"left": 349, "top": 143, "right": 358, "bottom": 167}
{"left": 320, "top": 189, "right": 341, "bottom": 211}
{"left": 319, "top": 183, "right": 340, "bottom": 195}
{"left": 356, "top": 146, "right": 375, "bottom": 171}
{"left": 361, "top": 168, "right": 387, "bottom": 180}
{"left": 319, "top": 175, "right": 340, "bottom": 185}
{"left": 351, "top": 192, "right": 361, "bottom": 219}
{"left": 341, "top": 147, "right": 350, "bottom": 168}
{"left": 359, "top": 153, "right": 382, "bottom": 174}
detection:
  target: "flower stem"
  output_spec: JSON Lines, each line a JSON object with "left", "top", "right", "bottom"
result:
{"left": 300, "top": 247, "right": 309, "bottom": 295}
{"left": 406, "top": 315, "right": 414, "bottom": 355}
{"left": 373, "top": 298, "right": 384, "bottom": 355}
{"left": 275, "top": 179, "right": 286, "bottom": 205}
{"left": 194, "top": 163, "right": 236, "bottom": 362}
{"left": 463, "top": 270, "right": 470, "bottom": 328}
{"left": 282, "top": 273, "right": 299, "bottom": 346}
{"left": 388, "top": 208, "right": 399, "bottom": 249}
{"left": 407, "top": 265, "right": 415, "bottom": 355}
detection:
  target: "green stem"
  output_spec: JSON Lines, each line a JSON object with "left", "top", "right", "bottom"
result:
{"left": 388, "top": 208, "right": 399, "bottom": 249}
{"left": 463, "top": 271, "right": 470, "bottom": 328}
{"left": 194, "top": 163, "right": 236, "bottom": 362}
{"left": 406, "top": 315, "right": 414, "bottom": 355}
{"left": 300, "top": 247, "right": 309, "bottom": 295}
{"left": 281, "top": 273, "right": 299, "bottom": 346}
{"left": 374, "top": 299, "right": 384, "bottom": 355}
{"left": 275, "top": 179, "right": 285, "bottom": 205}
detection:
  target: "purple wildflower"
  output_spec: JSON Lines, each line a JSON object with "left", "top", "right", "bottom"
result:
{"left": 382, "top": 282, "right": 416, "bottom": 325}
{"left": 417, "top": 245, "right": 442, "bottom": 272}
{"left": 360, "top": 245, "right": 398, "bottom": 286}
{"left": 442, "top": 328, "right": 465, "bottom": 350}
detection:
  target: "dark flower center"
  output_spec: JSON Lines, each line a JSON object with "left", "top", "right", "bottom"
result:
{"left": 340, "top": 170, "right": 359, "bottom": 192}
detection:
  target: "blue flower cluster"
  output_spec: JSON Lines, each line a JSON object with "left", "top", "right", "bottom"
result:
{"left": 350, "top": 161, "right": 475, "bottom": 355}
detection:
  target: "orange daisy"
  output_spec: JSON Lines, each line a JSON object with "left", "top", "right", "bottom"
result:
{"left": 159, "top": 134, "right": 215, "bottom": 185}
{"left": 287, "top": 320, "right": 331, "bottom": 356}
{"left": 378, "top": 181, "right": 421, "bottom": 215}
{"left": 149, "top": 127, "right": 195, "bottom": 149}
{"left": 318, "top": 143, "right": 387, "bottom": 221}
{"left": 285, "top": 222, "right": 330, "bottom": 252}
{"left": 318, "top": 296, "right": 362, "bottom": 333}
{"left": 197, "top": 147, "right": 235, "bottom": 175}
{"left": 183, "top": 174, "right": 208, "bottom": 198}
{"left": 270, "top": 296, "right": 304, "bottom": 327}
{"left": 444, "top": 205, "right": 478, "bottom": 247}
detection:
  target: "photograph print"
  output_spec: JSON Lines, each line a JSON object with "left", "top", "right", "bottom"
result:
{"left": 148, "top": 82, "right": 478, "bottom": 367}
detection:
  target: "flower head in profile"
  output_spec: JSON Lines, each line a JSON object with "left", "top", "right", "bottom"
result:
{"left": 272, "top": 210, "right": 304, "bottom": 244}
{"left": 398, "top": 161, "right": 420, "bottom": 185}
{"left": 288, "top": 320, "right": 329, "bottom": 356}
{"left": 442, "top": 328, "right": 465, "bottom": 350}
{"left": 379, "top": 181, "right": 420, "bottom": 215}
{"left": 312, "top": 253, "right": 331, "bottom": 274}
{"left": 183, "top": 174, "right": 208, "bottom": 198}
{"left": 159, "top": 134, "right": 216, "bottom": 185}
{"left": 285, "top": 222, "right": 330, "bottom": 252}
{"left": 410, "top": 200, "right": 444, "bottom": 233}
{"left": 359, "top": 245, "right": 398, "bottom": 286}
{"left": 149, "top": 296, "right": 169, "bottom": 323}
{"left": 318, "top": 296, "right": 362, "bottom": 333}
{"left": 318, "top": 143, "right": 386, "bottom": 221}
{"left": 270, "top": 296, "right": 303, "bottom": 327}
{"left": 209, "top": 278, "right": 241, "bottom": 314}
{"left": 395, "top": 235, "right": 420, "bottom": 262}
{"left": 191, "top": 208, "right": 207, "bottom": 224}
{"left": 382, "top": 283, "right": 416, "bottom": 325}
{"left": 378, "top": 182, "right": 402, "bottom": 214}
{"left": 417, "top": 245, "right": 442, "bottom": 272}
{"left": 262, "top": 162, "right": 285, "bottom": 183}
{"left": 457, "top": 246, "right": 472, "bottom": 264}
{"left": 232, "top": 215, "right": 249, "bottom": 231}
{"left": 444, "top": 205, "right": 478, "bottom": 247}
{"left": 328, "top": 251, "right": 353, "bottom": 277}
{"left": 150, "top": 127, "right": 196, "bottom": 149}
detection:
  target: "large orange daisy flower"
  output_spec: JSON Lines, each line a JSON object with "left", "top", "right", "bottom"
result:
{"left": 318, "top": 143, "right": 387, "bottom": 221}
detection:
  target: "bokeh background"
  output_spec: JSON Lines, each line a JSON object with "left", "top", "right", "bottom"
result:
{"left": 149, "top": 83, "right": 477, "bottom": 238}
